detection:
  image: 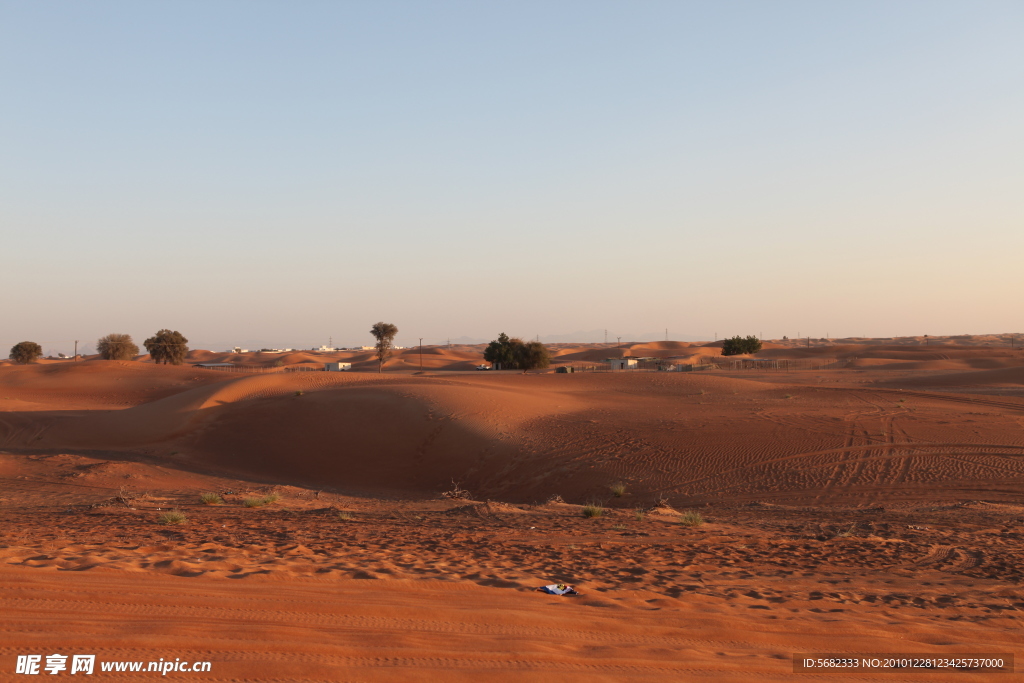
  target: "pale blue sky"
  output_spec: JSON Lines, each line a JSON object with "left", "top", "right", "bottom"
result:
{"left": 2, "top": 1, "right": 1022, "bottom": 353}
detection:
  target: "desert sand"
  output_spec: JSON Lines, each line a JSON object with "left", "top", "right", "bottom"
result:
{"left": 2, "top": 335, "right": 1023, "bottom": 680}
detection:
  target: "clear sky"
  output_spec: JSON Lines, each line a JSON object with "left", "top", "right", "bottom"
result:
{"left": 3, "top": 1, "right": 1022, "bottom": 354}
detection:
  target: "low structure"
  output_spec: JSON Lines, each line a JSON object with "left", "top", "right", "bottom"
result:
{"left": 607, "top": 357, "right": 639, "bottom": 370}
{"left": 324, "top": 362, "right": 352, "bottom": 372}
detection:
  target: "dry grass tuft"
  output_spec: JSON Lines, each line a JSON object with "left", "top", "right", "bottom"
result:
{"left": 582, "top": 503, "right": 604, "bottom": 518}
{"left": 679, "top": 510, "right": 705, "bottom": 527}
{"left": 199, "top": 492, "right": 223, "bottom": 505}
{"left": 157, "top": 510, "right": 187, "bottom": 525}
{"left": 610, "top": 482, "right": 627, "bottom": 498}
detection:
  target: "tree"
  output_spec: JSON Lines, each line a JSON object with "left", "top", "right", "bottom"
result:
{"left": 97, "top": 333, "right": 139, "bottom": 361}
{"left": 515, "top": 340, "right": 551, "bottom": 373}
{"left": 721, "top": 335, "right": 762, "bottom": 356}
{"left": 370, "top": 322, "right": 398, "bottom": 373}
{"left": 9, "top": 341, "right": 43, "bottom": 364}
{"left": 144, "top": 329, "right": 189, "bottom": 365}
{"left": 483, "top": 333, "right": 551, "bottom": 372}
{"left": 483, "top": 332, "right": 518, "bottom": 370}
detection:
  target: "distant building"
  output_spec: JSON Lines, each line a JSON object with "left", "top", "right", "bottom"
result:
{"left": 324, "top": 362, "right": 352, "bottom": 372}
{"left": 231, "top": 347, "right": 249, "bottom": 353}
{"left": 607, "top": 357, "right": 639, "bottom": 370}
{"left": 317, "top": 345, "right": 336, "bottom": 352}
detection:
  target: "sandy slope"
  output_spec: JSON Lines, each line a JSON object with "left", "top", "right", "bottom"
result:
{"left": 2, "top": 336, "right": 1024, "bottom": 680}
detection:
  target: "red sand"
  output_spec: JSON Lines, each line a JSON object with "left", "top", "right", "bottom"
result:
{"left": 2, "top": 336, "right": 1023, "bottom": 679}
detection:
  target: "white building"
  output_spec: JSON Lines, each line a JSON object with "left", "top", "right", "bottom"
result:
{"left": 607, "top": 358, "right": 639, "bottom": 370}
{"left": 230, "top": 347, "right": 249, "bottom": 353}
{"left": 324, "top": 362, "right": 352, "bottom": 372}
{"left": 317, "top": 345, "right": 336, "bottom": 352}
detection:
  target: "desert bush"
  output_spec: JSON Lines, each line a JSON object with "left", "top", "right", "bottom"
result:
{"left": 612, "top": 524, "right": 626, "bottom": 531}
{"left": 143, "top": 329, "right": 189, "bottom": 365}
{"left": 199, "top": 492, "right": 223, "bottom": 505}
{"left": 441, "top": 480, "right": 471, "bottom": 500}
{"left": 97, "top": 333, "right": 139, "bottom": 360}
{"left": 337, "top": 512, "right": 354, "bottom": 521}
{"left": 610, "top": 482, "right": 627, "bottom": 498}
{"left": 722, "top": 335, "right": 762, "bottom": 356}
{"left": 370, "top": 321, "right": 399, "bottom": 373}
{"left": 679, "top": 510, "right": 704, "bottom": 527}
{"left": 582, "top": 503, "right": 603, "bottom": 518}
{"left": 261, "top": 493, "right": 281, "bottom": 504}
{"left": 634, "top": 509, "right": 646, "bottom": 522}
{"left": 157, "top": 510, "right": 187, "bottom": 525}
{"left": 9, "top": 341, "right": 43, "bottom": 364}
{"left": 294, "top": 390, "right": 303, "bottom": 396}
{"left": 483, "top": 333, "right": 551, "bottom": 372}
{"left": 242, "top": 497, "right": 265, "bottom": 508}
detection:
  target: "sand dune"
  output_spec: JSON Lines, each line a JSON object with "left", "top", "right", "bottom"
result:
{"left": 3, "top": 336, "right": 1024, "bottom": 679}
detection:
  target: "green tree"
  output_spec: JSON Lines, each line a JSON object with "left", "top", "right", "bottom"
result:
{"left": 97, "top": 333, "right": 139, "bottom": 360}
{"left": 483, "top": 332, "right": 518, "bottom": 370}
{"left": 144, "top": 329, "right": 189, "bottom": 365}
{"left": 721, "top": 335, "right": 762, "bottom": 356}
{"left": 9, "top": 341, "right": 43, "bottom": 364}
{"left": 370, "top": 322, "right": 398, "bottom": 373}
{"left": 515, "top": 340, "right": 551, "bottom": 373}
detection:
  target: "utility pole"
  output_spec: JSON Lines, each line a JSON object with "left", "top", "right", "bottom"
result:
{"left": 74, "top": 340, "right": 79, "bottom": 361}
{"left": 419, "top": 338, "right": 423, "bottom": 371}
{"left": 447, "top": 338, "right": 450, "bottom": 349}
{"left": 665, "top": 328, "right": 668, "bottom": 341}
{"left": 604, "top": 329, "right": 607, "bottom": 345}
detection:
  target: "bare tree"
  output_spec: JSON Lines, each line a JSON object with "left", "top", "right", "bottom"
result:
{"left": 370, "top": 322, "right": 398, "bottom": 373}
{"left": 97, "top": 333, "right": 139, "bottom": 360}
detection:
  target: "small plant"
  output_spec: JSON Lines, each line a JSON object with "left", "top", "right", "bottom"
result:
{"left": 634, "top": 509, "right": 646, "bottom": 522}
{"left": 582, "top": 503, "right": 603, "bottom": 518}
{"left": 612, "top": 524, "right": 626, "bottom": 531}
{"left": 679, "top": 510, "right": 704, "bottom": 527}
{"left": 836, "top": 523, "right": 857, "bottom": 538}
{"left": 610, "top": 482, "right": 627, "bottom": 498}
{"left": 783, "top": 394, "right": 793, "bottom": 399}
{"left": 158, "top": 510, "right": 187, "bottom": 525}
{"left": 242, "top": 497, "right": 265, "bottom": 508}
{"left": 441, "top": 479, "right": 471, "bottom": 500}
{"left": 262, "top": 493, "right": 281, "bottom": 504}
{"left": 199, "top": 492, "right": 223, "bottom": 505}
{"left": 295, "top": 390, "right": 304, "bottom": 396}
{"left": 337, "top": 511, "right": 354, "bottom": 521}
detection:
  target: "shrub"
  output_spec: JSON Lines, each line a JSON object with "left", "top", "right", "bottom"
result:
{"left": 143, "top": 329, "right": 189, "bottom": 365}
{"left": 242, "top": 497, "right": 264, "bottom": 508}
{"left": 337, "top": 512, "right": 354, "bottom": 521}
{"left": 294, "top": 390, "right": 304, "bottom": 396}
{"left": 9, "top": 341, "right": 43, "bottom": 364}
{"left": 199, "top": 492, "right": 223, "bottom": 505}
{"left": 721, "top": 335, "right": 762, "bottom": 356}
{"left": 634, "top": 509, "right": 646, "bottom": 522}
{"left": 679, "top": 510, "right": 704, "bottom": 527}
{"left": 158, "top": 511, "right": 187, "bottom": 525}
{"left": 582, "top": 503, "right": 603, "bottom": 518}
{"left": 610, "top": 482, "right": 627, "bottom": 498}
{"left": 97, "top": 333, "right": 139, "bottom": 360}
{"left": 261, "top": 493, "right": 281, "bottom": 504}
